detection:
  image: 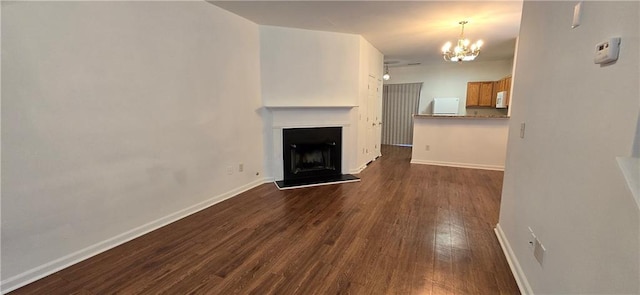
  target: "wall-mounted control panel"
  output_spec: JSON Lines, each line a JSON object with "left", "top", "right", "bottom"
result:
{"left": 594, "top": 37, "right": 621, "bottom": 64}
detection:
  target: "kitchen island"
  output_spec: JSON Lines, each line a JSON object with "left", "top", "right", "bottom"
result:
{"left": 411, "top": 114, "right": 510, "bottom": 170}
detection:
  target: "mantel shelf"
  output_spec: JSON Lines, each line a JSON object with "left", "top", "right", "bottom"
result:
{"left": 264, "top": 105, "right": 357, "bottom": 109}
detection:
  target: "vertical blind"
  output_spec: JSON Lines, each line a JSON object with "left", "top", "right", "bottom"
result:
{"left": 382, "top": 83, "right": 423, "bottom": 146}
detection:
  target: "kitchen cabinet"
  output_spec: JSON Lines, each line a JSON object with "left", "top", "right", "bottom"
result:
{"left": 465, "top": 82, "right": 480, "bottom": 107}
{"left": 466, "top": 81, "right": 494, "bottom": 107}
{"left": 492, "top": 81, "right": 500, "bottom": 106}
{"left": 478, "top": 82, "right": 494, "bottom": 106}
{"left": 494, "top": 76, "right": 512, "bottom": 107}
{"left": 503, "top": 76, "right": 512, "bottom": 106}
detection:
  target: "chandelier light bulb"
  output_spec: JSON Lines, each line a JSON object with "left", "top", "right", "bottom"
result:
{"left": 442, "top": 42, "right": 452, "bottom": 53}
{"left": 383, "top": 64, "right": 390, "bottom": 80}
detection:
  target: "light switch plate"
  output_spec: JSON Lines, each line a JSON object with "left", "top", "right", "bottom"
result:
{"left": 534, "top": 238, "right": 546, "bottom": 266}
{"left": 528, "top": 227, "right": 536, "bottom": 251}
{"left": 572, "top": 2, "right": 582, "bottom": 29}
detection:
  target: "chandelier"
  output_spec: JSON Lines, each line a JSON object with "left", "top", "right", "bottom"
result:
{"left": 441, "top": 21, "right": 483, "bottom": 62}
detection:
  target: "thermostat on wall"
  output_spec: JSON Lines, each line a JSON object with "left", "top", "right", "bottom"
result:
{"left": 594, "top": 37, "right": 621, "bottom": 64}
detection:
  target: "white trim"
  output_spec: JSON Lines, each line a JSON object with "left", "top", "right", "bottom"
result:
{"left": 264, "top": 105, "right": 356, "bottom": 109}
{"left": 410, "top": 159, "right": 504, "bottom": 171}
{"left": 262, "top": 176, "right": 275, "bottom": 183}
{"left": 351, "top": 153, "right": 380, "bottom": 174}
{"left": 495, "top": 224, "right": 534, "bottom": 295}
{"left": 0, "top": 178, "right": 267, "bottom": 294}
{"left": 274, "top": 178, "right": 360, "bottom": 190}
{"left": 350, "top": 163, "right": 368, "bottom": 174}
{"left": 272, "top": 122, "right": 351, "bottom": 129}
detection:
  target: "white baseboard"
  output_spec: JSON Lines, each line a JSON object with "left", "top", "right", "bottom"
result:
{"left": 350, "top": 164, "right": 367, "bottom": 174}
{"left": 351, "top": 154, "right": 382, "bottom": 175}
{"left": 494, "top": 223, "right": 534, "bottom": 295}
{"left": 262, "top": 176, "right": 275, "bottom": 183}
{"left": 410, "top": 159, "right": 504, "bottom": 171}
{"left": 0, "top": 178, "right": 268, "bottom": 294}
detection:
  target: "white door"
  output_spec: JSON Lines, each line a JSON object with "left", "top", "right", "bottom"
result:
{"left": 366, "top": 76, "right": 378, "bottom": 162}
{"left": 374, "top": 78, "right": 383, "bottom": 157}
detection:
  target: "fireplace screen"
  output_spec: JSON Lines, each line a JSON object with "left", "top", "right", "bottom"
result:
{"left": 282, "top": 127, "right": 342, "bottom": 184}
{"left": 290, "top": 143, "right": 336, "bottom": 174}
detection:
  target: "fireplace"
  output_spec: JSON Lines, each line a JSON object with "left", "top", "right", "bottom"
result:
{"left": 276, "top": 126, "right": 359, "bottom": 189}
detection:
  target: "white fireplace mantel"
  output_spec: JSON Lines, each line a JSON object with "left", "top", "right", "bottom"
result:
{"left": 264, "top": 105, "right": 358, "bottom": 181}
{"left": 264, "top": 105, "right": 357, "bottom": 109}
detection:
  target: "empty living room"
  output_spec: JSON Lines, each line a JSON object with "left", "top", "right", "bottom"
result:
{"left": 2, "top": 1, "right": 638, "bottom": 294}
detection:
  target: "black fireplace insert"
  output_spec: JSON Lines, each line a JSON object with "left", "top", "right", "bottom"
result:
{"left": 276, "top": 126, "right": 359, "bottom": 189}
{"left": 282, "top": 127, "right": 342, "bottom": 183}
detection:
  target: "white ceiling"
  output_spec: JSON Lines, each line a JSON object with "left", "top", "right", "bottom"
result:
{"left": 209, "top": 1, "right": 523, "bottom": 66}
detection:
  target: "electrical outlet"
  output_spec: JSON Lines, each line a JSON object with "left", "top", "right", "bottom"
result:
{"left": 520, "top": 122, "right": 526, "bottom": 138}
{"left": 239, "top": 163, "right": 244, "bottom": 172}
{"left": 226, "top": 166, "right": 233, "bottom": 175}
{"left": 425, "top": 145, "right": 430, "bottom": 151}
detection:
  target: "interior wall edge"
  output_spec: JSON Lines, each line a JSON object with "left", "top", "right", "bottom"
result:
{"left": 0, "top": 178, "right": 268, "bottom": 294}
{"left": 495, "top": 223, "right": 534, "bottom": 295}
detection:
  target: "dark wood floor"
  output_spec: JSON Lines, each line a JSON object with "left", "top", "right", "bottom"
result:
{"left": 10, "top": 145, "right": 520, "bottom": 295}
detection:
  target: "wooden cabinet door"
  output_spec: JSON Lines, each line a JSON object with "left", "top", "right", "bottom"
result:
{"left": 504, "top": 77, "right": 512, "bottom": 106}
{"left": 466, "top": 82, "right": 480, "bottom": 107}
{"left": 478, "top": 82, "right": 494, "bottom": 106}
{"left": 492, "top": 81, "right": 500, "bottom": 106}
{"left": 497, "top": 78, "right": 506, "bottom": 92}
{"left": 493, "top": 77, "right": 506, "bottom": 107}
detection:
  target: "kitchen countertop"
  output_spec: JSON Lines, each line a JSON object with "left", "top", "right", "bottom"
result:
{"left": 413, "top": 114, "right": 509, "bottom": 119}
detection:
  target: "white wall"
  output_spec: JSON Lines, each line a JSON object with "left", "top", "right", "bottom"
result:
{"left": 1, "top": 2, "right": 264, "bottom": 291}
{"left": 260, "top": 27, "right": 382, "bottom": 178}
{"left": 411, "top": 117, "right": 509, "bottom": 170}
{"left": 385, "top": 60, "right": 513, "bottom": 115}
{"left": 260, "top": 26, "right": 360, "bottom": 107}
{"left": 497, "top": 1, "right": 639, "bottom": 294}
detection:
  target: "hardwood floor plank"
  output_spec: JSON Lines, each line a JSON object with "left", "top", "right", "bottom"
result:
{"left": 9, "top": 145, "right": 519, "bottom": 295}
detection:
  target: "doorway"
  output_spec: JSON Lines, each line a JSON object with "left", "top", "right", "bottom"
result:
{"left": 381, "top": 83, "right": 422, "bottom": 147}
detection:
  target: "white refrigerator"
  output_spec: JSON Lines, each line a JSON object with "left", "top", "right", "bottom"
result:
{"left": 432, "top": 98, "right": 459, "bottom": 115}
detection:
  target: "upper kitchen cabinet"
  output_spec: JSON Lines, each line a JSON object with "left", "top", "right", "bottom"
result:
{"left": 466, "top": 82, "right": 480, "bottom": 106}
{"left": 467, "top": 76, "right": 512, "bottom": 108}
{"left": 504, "top": 76, "right": 512, "bottom": 106}
{"left": 479, "top": 82, "right": 494, "bottom": 106}
{"left": 494, "top": 76, "right": 512, "bottom": 106}
{"left": 466, "top": 81, "right": 494, "bottom": 107}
